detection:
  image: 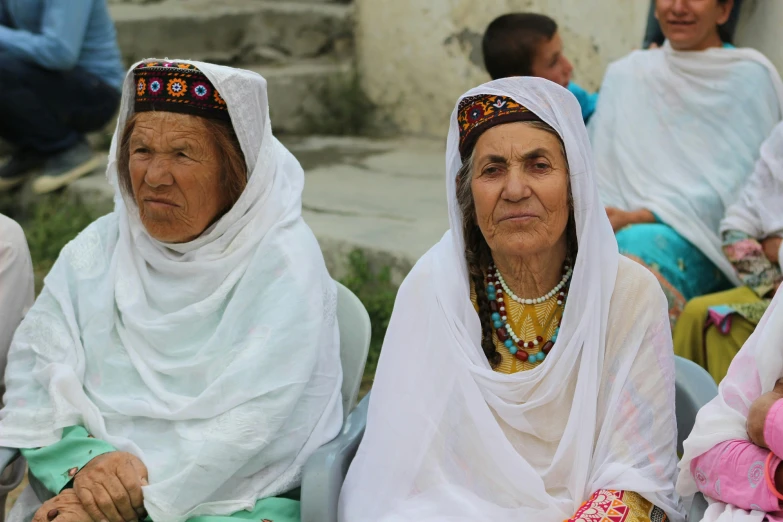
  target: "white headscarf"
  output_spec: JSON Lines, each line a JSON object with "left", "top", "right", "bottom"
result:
{"left": 338, "top": 78, "right": 683, "bottom": 522}
{"left": 0, "top": 60, "right": 343, "bottom": 522}
{"left": 588, "top": 43, "right": 783, "bottom": 284}
{"left": 720, "top": 120, "right": 783, "bottom": 271}
{"left": 678, "top": 292, "right": 783, "bottom": 521}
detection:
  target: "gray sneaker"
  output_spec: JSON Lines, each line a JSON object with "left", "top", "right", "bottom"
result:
{"left": 32, "top": 141, "right": 102, "bottom": 195}
{"left": 0, "top": 153, "right": 45, "bottom": 191}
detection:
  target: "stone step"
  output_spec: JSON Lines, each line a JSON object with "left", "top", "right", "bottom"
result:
{"left": 110, "top": 0, "right": 354, "bottom": 66}
{"left": 248, "top": 60, "right": 352, "bottom": 134}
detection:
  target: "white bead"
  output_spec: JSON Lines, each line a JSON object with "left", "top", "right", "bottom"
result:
{"left": 533, "top": 339, "right": 539, "bottom": 346}
{"left": 501, "top": 316, "right": 507, "bottom": 321}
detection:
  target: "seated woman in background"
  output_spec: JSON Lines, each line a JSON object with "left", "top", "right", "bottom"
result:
{"left": 588, "top": 0, "right": 783, "bottom": 326}
{"left": 0, "top": 60, "right": 343, "bottom": 522}
{"left": 675, "top": 122, "right": 783, "bottom": 383}
{"left": 0, "top": 213, "right": 34, "bottom": 396}
{"left": 678, "top": 292, "right": 783, "bottom": 521}
{"left": 339, "top": 78, "right": 683, "bottom": 521}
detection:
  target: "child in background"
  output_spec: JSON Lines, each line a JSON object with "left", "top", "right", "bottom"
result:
{"left": 482, "top": 13, "right": 598, "bottom": 122}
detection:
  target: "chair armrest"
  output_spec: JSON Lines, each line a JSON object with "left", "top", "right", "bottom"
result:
{"left": 300, "top": 393, "right": 370, "bottom": 522}
{"left": 0, "top": 447, "right": 24, "bottom": 495}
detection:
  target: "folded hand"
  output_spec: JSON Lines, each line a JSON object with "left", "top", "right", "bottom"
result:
{"left": 33, "top": 490, "right": 91, "bottom": 522}
{"left": 73, "top": 452, "right": 148, "bottom": 522}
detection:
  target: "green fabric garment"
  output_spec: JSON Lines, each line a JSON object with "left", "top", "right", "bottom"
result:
{"left": 673, "top": 286, "right": 760, "bottom": 383}
{"left": 21, "top": 426, "right": 116, "bottom": 494}
{"left": 20, "top": 426, "right": 301, "bottom": 522}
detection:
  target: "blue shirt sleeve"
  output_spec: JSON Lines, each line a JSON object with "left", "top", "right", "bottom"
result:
{"left": 0, "top": 0, "right": 93, "bottom": 70}
{"left": 567, "top": 82, "right": 599, "bottom": 123}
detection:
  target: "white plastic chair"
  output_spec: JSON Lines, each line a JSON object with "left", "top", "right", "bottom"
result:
{"left": 0, "top": 281, "right": 372, "bottom": 522}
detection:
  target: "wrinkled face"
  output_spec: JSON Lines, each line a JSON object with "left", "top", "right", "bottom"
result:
{"left": 129, "top": 112, "right": 229, "bottom": 243}
{"left": 656, "top": 0, "right": 732, "bottom": 51}
{"left": 471, "top": 122, "right": 570, "bottom": 260}
{"left": 530, "top": 31, "right": 573, "bottom": 88}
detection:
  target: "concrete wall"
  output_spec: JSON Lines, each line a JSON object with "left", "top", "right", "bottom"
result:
{"left": 735, "top": 0, "right": 783, "bottom": 72}
{"left": 356, "top": 0, "right": 783, "bottom": 138}
{"left": 355, "top": 0, "right": 650, "bottom": 137}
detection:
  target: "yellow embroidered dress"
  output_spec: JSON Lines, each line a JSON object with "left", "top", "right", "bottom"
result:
{"left": 471, "top": 281, "right": 669, "bottom": 522}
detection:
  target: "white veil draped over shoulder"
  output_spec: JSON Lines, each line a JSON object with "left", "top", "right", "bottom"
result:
{"left": 0, "top": 61, "right": 343, "bottom": 522}
{"left": 588, "top": 43, "right": 783, "bottom": 283}
{"left": 338, "top": 78, "right": 683, "bottom": 522}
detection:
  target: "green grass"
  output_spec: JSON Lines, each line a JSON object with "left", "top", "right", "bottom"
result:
{"left": 18, "top": 194, "right": 99, "bottom": 292}
{"left": 338, "top": 250, "right": 398, "bottom": 395}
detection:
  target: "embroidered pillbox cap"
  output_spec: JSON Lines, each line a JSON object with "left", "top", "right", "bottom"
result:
{"left": 133, "top": 61, "right": 230, "bottom": 122}
{"left": 457, "top": 94, "right": 542, "bottom": 160}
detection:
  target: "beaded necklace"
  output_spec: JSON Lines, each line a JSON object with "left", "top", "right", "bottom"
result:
{"left": 486, "top": 264, "right": 572, "bottom": 364}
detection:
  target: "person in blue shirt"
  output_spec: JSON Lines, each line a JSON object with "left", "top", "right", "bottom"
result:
{"left": 0, "top": 0, "right": 124, "bottom": 194}
{"left": 482, "top": 13, "right": 598, "bottom": 123}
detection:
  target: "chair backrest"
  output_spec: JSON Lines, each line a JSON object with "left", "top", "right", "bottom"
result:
{"left": 335, "top": 281, "right": 372, "bottom": 420}
{"left": 674, "top": 356, "right": 719, "bottom": 455}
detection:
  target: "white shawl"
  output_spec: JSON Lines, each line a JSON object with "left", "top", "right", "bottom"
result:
{"left": 677, "top": 292, "right": 783, "bottom": 521}
{"left": 0, "top": 214, "right": 34, "bottom": 397}
{"left": 720, "top": 121, "right": 783, "bottom": 272}
{"left": 338, "top": 78, "right": 684, "bottom": 522}
{"left": 0, "top": 61, "right": 343, "bottom": 522}
{"left": 589, "top": 43, "right": 783, "bottom": 284}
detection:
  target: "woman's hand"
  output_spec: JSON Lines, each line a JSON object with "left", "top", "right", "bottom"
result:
{"left": 762, "top": 237, "right": 782, "bottom": 264}
{"left": 73, "top": 452, "right": 148, "bottom": 522}
{"left": 605, "top": 208, "right": 656, "bottom": 232}
{"left": 747, "top": 379, "right": 783, "bottom": 449}
{"left": 33, "top": 490, "right": 91, "bottom": 522}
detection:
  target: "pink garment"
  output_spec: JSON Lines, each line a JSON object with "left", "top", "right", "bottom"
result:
{"left": 691, "top": 400, "right": 783, "bottom": 518}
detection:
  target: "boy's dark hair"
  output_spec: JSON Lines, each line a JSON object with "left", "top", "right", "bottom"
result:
{"left": 482, "top": 13, "right": 558, "bottom": 80}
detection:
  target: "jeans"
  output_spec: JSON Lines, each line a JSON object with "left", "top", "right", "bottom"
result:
{"left": 642, "top": 0, "right": 744, "bottom": 48}
{"left": 0, "top": 53, "right": 121, "bottom": 155}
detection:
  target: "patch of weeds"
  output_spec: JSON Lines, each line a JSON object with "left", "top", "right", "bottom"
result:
{"left": 303, "top": 67, "right": 392, "bottom": 136}
{"left": 21, "top": 194, "right": 98, "bottom": 292}
{"left": 339, "top": 249, "right": 398, "bottom": 395}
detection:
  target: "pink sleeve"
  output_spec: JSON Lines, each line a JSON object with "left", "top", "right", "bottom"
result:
{"left": 690, "top": 440, "right": 781, "bottom": 512}
{"left": 765, "top": 399, "right": 783, "bottom": 459}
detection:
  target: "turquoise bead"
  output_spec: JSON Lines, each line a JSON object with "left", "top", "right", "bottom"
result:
{"left": 491, "top": 312, "right": 500, "bottom": 321}
{"left": 494, "top": 320, "right": 503, "bottom": 329}
{"left": 539, "top": 352, "right": 546, "bottom": 361}
{"left": 487, "top": 284, "right": 496, "bottom": 293}
{"left": 488, "top": 293, "right": 496, "bottom": 301}
{"left": 504, "top": 339, "right": 513, "bottom": 348}
{"left": 509, "top": 345, "right": 518, "bottom": 354}
{"left": 551, "top": 334, "right": 558, "bottom": 342}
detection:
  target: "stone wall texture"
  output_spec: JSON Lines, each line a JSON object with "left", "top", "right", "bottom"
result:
{"left": 355, "top": 0, "right": 781, "bottom": 137}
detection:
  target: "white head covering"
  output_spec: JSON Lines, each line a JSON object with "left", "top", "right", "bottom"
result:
{"left": 338, "top": 78, "right": 683, "bottom": 522}
{"left": 588, "top": 43, "right": 783, "bottom": 284}
{"left": 678, "top": 292, "right": 783, "bottom": 521}
{"left": 0, "top": 60, "right": 343, "bottom": 522}
{"left": 720, "top": 120, "right": 783, "bottom": 271}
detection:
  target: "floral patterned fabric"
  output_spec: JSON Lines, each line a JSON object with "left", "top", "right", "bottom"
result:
{"left": 567, "top": 490, "right": 669, "bottom": 522}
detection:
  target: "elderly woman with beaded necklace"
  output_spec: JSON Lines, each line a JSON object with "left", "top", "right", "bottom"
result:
{"left": 338, "top": 78, "right": 683, "bottom": 522}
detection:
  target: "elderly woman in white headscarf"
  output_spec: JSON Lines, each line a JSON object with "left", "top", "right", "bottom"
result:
{"left": 338, "top": 77, "right": 683, "bottom": 522}
{"left": 0, "top": 60, "right": 342, "bottom": 522}
{"left": 678, "top": 292, "right": 783, "bottom": 520}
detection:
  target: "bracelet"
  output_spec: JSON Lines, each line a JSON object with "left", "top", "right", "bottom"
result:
{"left": 764, "top": 451, "right": 783, "bottom": 501}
